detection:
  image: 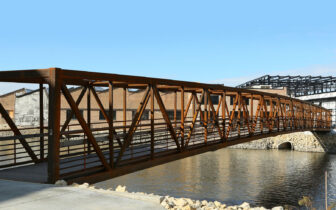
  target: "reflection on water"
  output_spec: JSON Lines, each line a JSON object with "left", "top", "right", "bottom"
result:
{"left": 95, "top": 149, "right": 336, "bottom": 208}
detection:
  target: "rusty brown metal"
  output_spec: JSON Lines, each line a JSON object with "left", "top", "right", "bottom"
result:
{"left": 39, "top": 83, "right": 44, "bottom": 159}
{"left": 0, "top": 67, "right": 332, "bottom": 184}
{"left": 0, "top": 103, "right": 38, "bottom": 162}
{"left": 61, "top": 84, "right": 112, "bottom": 172}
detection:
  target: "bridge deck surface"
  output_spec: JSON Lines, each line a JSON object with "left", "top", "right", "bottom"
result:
{"left": 0, "top": 179, "right": 164, "bottom": 210}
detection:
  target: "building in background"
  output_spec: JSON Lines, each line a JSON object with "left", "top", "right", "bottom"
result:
{"left": 2, "top": 75, "right": 333, "bottom": 129}
{"left": 1, "top": 86, "right": 196, "bottom": 128}
{"left": 0, "top": 88, "right": 28, "bottom": 128}
{"left": 14, "top": 88, "right": 49, "bottom": 127}
{"left": 237, "top": 75, "right": 336, "bottom": 127}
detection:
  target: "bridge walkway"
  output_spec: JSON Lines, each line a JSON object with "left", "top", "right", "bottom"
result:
{"left": 0, "top": 68, "right": 332, "bottom": 184}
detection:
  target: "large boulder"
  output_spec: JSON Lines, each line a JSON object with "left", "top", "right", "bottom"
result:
{"left": 181, "top": 205, "right": 196, "bottom": 210}
{"left": 214, "top": 201, "right": 221, "bottom": 207}
{"left": 77, "top": 182, "right": 89, "bottom": 188}
{"left": 174, "top": 198, "right": 188, "bottom": 207}
{"left": 115, "top": 185, "right": 127, "bottom": 192}
{"left": 54, "top": 180, "right": 67, "bottom": 186}
{"left": 239, "top": 202, "right": 250, "bottom": 209}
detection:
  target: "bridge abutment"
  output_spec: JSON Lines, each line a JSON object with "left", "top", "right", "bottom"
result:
{"left": 229, "top": 130, "right": 336, "bottom": 153}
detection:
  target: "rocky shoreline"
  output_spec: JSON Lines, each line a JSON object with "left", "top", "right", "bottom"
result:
{"left": 55, "top": 181, "right": 283, "bottom": 210}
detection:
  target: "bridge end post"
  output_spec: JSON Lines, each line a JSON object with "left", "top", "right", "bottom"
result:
{"left": 47, "top": 68, "right": 61, "bottom": 184}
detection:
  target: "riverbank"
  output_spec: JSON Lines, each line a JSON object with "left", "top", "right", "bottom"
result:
{"left": 0, "top": 179, "right": 163, "bottom": 210}
{"left": 68, "top": 181, "right": 284, "bottom": 210}
{"left": 0, "top": 178, "right": 283, "bottom": 210}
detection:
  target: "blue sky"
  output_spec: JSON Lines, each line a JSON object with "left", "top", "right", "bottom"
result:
{"left": 0, "top": 0, "right": 335, "bottom": 93}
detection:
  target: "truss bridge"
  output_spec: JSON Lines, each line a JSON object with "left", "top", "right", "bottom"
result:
{"left": 0, "top": 68, "right": 332, "bottom": 184}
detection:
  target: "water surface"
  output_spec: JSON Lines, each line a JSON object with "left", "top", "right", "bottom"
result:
{"left": 95, "top": 149, "right": 336, "bottom": 208}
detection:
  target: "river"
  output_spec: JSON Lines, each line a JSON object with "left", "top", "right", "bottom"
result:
{"left": 95, "top": 149, "right": 336, "bottom": 209}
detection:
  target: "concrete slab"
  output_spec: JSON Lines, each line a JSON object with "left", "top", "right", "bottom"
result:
{"left": 0, "top": 162, "right": 47, "bottom": 183}
{"left": 0, "top": 179, "right": 164, "bottom": 210}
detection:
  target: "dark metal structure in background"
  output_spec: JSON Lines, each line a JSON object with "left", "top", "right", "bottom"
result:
{"left": 0, "top": 68, "right": 332, "bottom": 184}
{"left": 237, "top": 75, "right": 336, "bottom": 97}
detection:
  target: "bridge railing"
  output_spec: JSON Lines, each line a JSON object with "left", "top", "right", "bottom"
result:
{"left": 0, "top": 68, "right": 332, "bottom": 183}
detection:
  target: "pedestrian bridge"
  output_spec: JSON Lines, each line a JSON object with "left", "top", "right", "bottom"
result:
{"left": 0, "top": 68, "right": 332, "bottom": 184}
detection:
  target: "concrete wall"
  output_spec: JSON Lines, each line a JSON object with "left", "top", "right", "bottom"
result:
{"left": 0, "top": 89, "right": 26, "bottom": 128}
{"left": 14, "top": 89, "right": 48, "bottom": 126}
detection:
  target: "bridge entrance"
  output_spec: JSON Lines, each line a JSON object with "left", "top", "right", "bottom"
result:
{"left": 0, "top": 68, "right": 332, "bottom": 184}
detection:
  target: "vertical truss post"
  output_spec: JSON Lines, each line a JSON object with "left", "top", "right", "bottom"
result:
{"left": 320, "top": 108, "right": 323, "bottom": 128}
{"left": 250, "top": 94, "right": 253, "bottom": 127}
{"left": 109, "top": 82, "right": 114, "bottom": 167}
{"left": 241, "top": 96, "right": 250, "bottom": 135}
{"left": 222, "top": 91, "right": 226, "bottom": 141}
{"left": 237, "top": 92, "right": 241, "bottom": 138}
{"left": 39, "top": 83, "right": 44, "bottom": 159}
{"left": 180, "top": 86, "right": 184, "bottom": 149}
{"left": 309, "top": 104, "right": 312, "bottom": 128}
{"left": 301, "top": 103, "right": 307, "bottom": 128}
{"left": 174, "top": 91, "right": 177, "bottom": 128}
{"left": 270, "top": 98, "right": 273, "bottom": 132}
{"left": 87, "top": 86, "right": 91, "bottom": 154}
{"left": 260, "top": 96, "right": 264, "bottom": 133}
{"left": 276, "top": 98, "right": 280, "bottom": 132}
{"left": 204, "top": 89, "right": 208, "bottom": 144}
{"left": 290, "top": 100, "right": 294, "bottom": 130}
{"left": 48, "top": 68, "right": 61, "bottom": 183}
{"left": 150, "top": 84, "right": 155, "bottom": 159}
{"left": 192, "top": 93, "right": 196, "bottom": 116}
{"left": 123, "top": 87, "right": 127, "bottom": 134}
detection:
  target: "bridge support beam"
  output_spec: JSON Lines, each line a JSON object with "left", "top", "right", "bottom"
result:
{"left": 47, "top": 68, "right": 61, "bottom": 184}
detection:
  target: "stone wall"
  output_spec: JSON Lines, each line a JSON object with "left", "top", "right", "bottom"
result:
{"left": 229, "top": 130, "right": 336, "bottom": 153}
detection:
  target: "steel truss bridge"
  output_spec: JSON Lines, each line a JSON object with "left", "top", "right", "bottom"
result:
{"left": 0, "top": 68, "right": 332, "bottom": 184}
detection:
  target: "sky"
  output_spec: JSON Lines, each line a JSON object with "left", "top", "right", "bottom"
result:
{"left": 0, "top": 0, "right": 335, "bottom": 94}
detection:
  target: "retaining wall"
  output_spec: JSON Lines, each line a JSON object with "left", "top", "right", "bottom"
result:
{"left": 229, "top": 130, "right": 336, "bottom": 153}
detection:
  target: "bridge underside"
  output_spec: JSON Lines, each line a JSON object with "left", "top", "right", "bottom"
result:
{"left": 0, "top": 68, "right": 332, "bottom": 184}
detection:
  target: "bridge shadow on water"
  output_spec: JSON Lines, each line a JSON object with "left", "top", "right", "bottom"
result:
{"left": 95, "top": 148, "right": 332, "bottom": 209}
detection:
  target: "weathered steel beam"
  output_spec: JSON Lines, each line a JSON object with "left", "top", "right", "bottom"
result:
{"left": 115, "top": 86, "right": 151, "bottom": 165}
{"left": 0, "top": 103, "right": 38, "bottom": 163}
{"left": 153, "top": 85, "right": 181, "bottom": 151}
{"left": 48, "top": 68, "right": 61, "bottom": 183}
{"left": 89, "top": 86, "right": 122, "bottom": 147}
{"left": 61, "top": 84, "right": 112, "bottom": 172}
